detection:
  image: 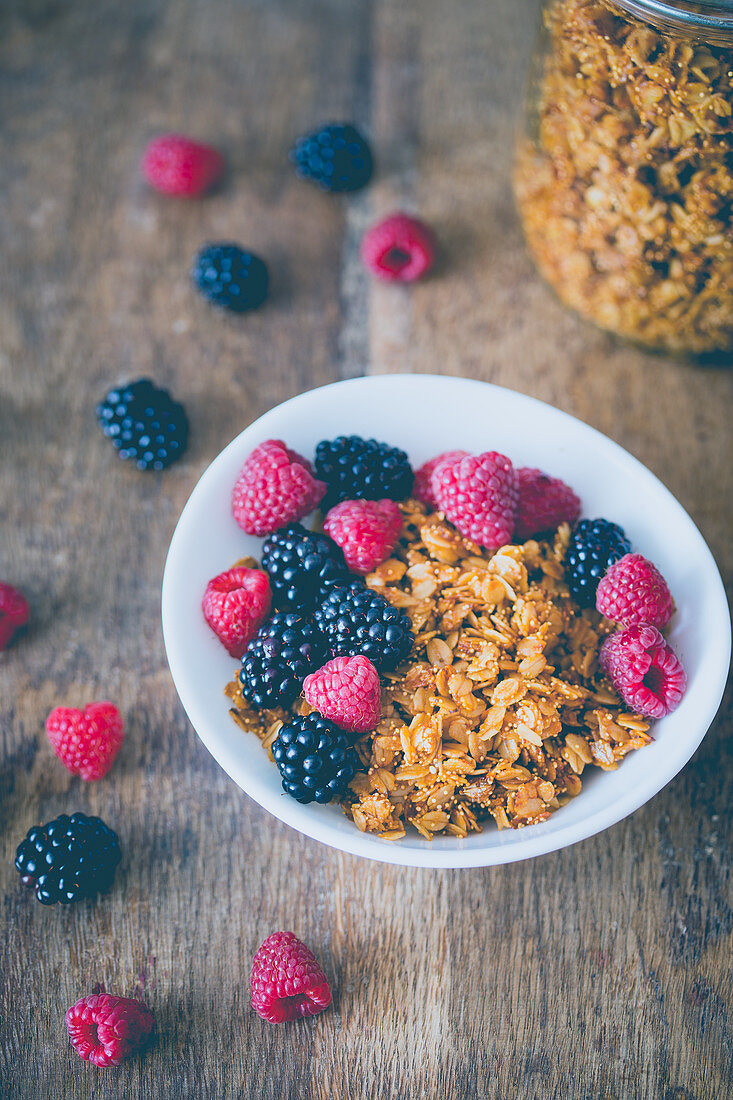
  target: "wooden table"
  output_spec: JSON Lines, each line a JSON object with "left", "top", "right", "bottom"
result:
{"left": 2, "top": 1, "right": 731, "bottom": 1097}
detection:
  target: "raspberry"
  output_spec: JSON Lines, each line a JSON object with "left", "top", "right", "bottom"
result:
{"left": 261, "top": 524, "right": 349, "bottom": 611}
{"left": 323, "top": 499, "right": 403, "bottom": 574}
{"left": 600, "top": 624, "right": 686, "bottom": 719}
{"left": 596, "top": 553, "right": 675, "bottom": 628}
{"left": 192, "top": 242, "right": 269, "bottom": 312}
{"left": 515, "top": 467, "right": 581, "bottom": 540}
{"left": 413, "top": 451, "right": 468, "bottom": 511}
{"left": 15, "top": 812, "right": 121, "bottom": 905}
{"left": 303, "top": 654, "right": 382, "bottom": 733}
{"left": 202, "top": 567, "right": 272, "bottom": 658}
{"left": 314, "top": 581, "right": 414, "bottom": 672}
{"left": 271, "top": 713, "right": 358, "bottom": 804}
{"left": 431, "top": 452, "right": 518, "bottom": 550}
{"left": 141, "top": 133, "right": 224, "bottom": 197}
{"left": 239, "top": 612, "right": 326, "bottom": 709}
{"left": 232, "top": 440, "right": 326, "bottom": 537}
{"left": 251, "top": 931, "right": 332, "bottom": 1023}
{"left": 290, "top": 122, "right": 372, "bottom": 192}
{"left": 66, "top": 993, "right": 154, "bottom": 1066}
{"left": 0, "top": 581, "right": 29, "bottom": 649}
{"left": 314, "top": 435, "right": 414, "bottom": 509}
{"left": 361, "top": 213, "right": 436, "bottom": 282}
{"left": 565, "top": 519, "right": 631, "bottom": 607}
{"left": 45, "top": 702, "right": 124, "bottom": 781}
{"left": 96, "top": 378, "right": 189, "bottom": 471}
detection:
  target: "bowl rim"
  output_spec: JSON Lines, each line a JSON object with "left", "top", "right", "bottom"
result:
{"left": 161, "top": 374, "right": 731, "bottom": 868}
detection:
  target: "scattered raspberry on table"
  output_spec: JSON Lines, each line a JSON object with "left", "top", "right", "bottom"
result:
{"left": 0, "top": 581, "right": 29, "bottom": 650}
{"left": 65, "top": 993, "right": 154, "bottom": 1066}
{"left": 431, "top": 451, "right": 519, "bottom": 550}
{"left": 232, "top": 440, "right": 326, "bottom": 536}
{"left": 413, "top": 451, "right": 468, "bottom": 511}
{"left": 600, "top": 623, "right": 686, "bottom": 719}
{"left": 323, "top": 498, "right": 403, "bottom": 574}
{"left": 303, "top": 654, "right": 382, "bottom": 733}
{"left": 515, "top": 467, "right": 581, "bottom": 540}
{"left": 45, "top": 702, "right": 124, "bottom": 781}
{"left": 202, "top": 566, "right": 272, "bottom": 658}
{"left": 596, "top": 553, "right": 674, "bottom": 628}
{"left": 141, "top": 133, "right": 224, "bottom": 197}
{"left": 361, "top": 213, "right": 436, "bottom": 282}
{"left": 251, "top": 931, "right": 332, "bottom": 1024}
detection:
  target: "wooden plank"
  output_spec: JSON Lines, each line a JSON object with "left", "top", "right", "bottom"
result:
{"left": 1, "top": 0, "right": 731, "bottom": 1097}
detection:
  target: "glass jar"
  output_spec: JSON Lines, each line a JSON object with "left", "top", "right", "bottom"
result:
{"left": 514, "top": 0, "right": 733, "bottom": 358}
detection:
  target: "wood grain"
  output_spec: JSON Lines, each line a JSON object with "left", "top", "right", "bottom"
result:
{"left": 1, "top": 1, "right": 731, "bottom": 1097}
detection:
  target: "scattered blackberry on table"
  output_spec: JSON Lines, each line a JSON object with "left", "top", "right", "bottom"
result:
{"left": 96, "top": 378, "right": 188, "bottom": 471}
{"left": 239, "top": 612, "right": 326, "bottom": 709}
{"left": 314, "top": 435, "right": 414, "bottom": 509}
{"left": 564, "top": 518, "right": 632, "bottom": 607}
{"left": 261, "top": 524, "right": 349, "bottom": 611}
{"left": 15, "top": 812, "right": 121, "bottom": 905}
{"left": 192, "top": 242, "right": 269, "bottom": 312}
{"left": 289, "top": 122, "right": 372, "bottom": 192}
{"left": 272, "top": 713, "right": 358, "bottom": 804}
{"left": 314, "top": 581, "right": 414, "bottom": 672}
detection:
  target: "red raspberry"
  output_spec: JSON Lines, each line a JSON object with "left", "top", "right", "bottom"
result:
{"left": 0, "top": 581, "right": 29, "bottom": 649}
{"left": 303, "top": 654, "right": 382, "bottom": 733}
{"left": 250, "top": 931, "right": 332, "bottom": 1024}
{"left": 361, "top": 213, "right": 436, "bottom": 282}
{"left": 45, "top": 702, "right": 124, "bottom": 781}
{"left": 202, "top": 566, "right": 272, "bottom": 658}
{"left": 600, "top": 624, "right": 686, "bottom": 719}
{"left": 232, "top": 440, "right": 326, "bottom": 537}
{"left": 431, "top": 451, "right": 518, "bottom": 550}
{"left": 596, "top": 553, "right": 674, "bottom": 628}
{"left": 323, "top": 498, "right": 402, "bottom": 574}
{"left": 515, "top": 467, "right": 581, "bottom": 540}
{"left": 413, "top": 451, "right": 468, "bottom": 511}
{"left": 140, "top": 133, "right": 224, "bottom": 197}
{"left": 65, "top": 993, "right": 154, "bottom": 1067}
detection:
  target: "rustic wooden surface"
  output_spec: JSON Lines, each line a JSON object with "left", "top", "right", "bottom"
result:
{"left": 1, "top": 0, "right": 731, "bottom": 1097}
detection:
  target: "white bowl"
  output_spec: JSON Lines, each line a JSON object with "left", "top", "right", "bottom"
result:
{"left": 161, "top": 376, "right": 730, "bottom": 868}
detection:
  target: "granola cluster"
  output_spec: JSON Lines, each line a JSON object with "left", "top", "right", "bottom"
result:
{"left": 227, "top": 501, "right": 651, "bottom": 841}
{"left": 514, "top": 0, "right": 733, "bottom": 356}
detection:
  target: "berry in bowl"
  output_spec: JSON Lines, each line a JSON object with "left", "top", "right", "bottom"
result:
{"left": 161, "top": 376, "right": 730, "bottom": 868}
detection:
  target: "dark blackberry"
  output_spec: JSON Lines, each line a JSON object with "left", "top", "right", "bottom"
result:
{"left": 191, "top": 242, "right": 269, "bottom": 312}
{"left": 14, "top": 812, "right": 121, "bottom": 906}
{"left": 565, "top": 518, "right": 632, "bottom": 607}
{"left": 261, "top": 524, "right": 350, "bottom": 611}
{"left": 314, "top": 581, "right": 414, "bottom": 672}
{"left": 289, "top": 122, "right": 373, "bottom": 193}
{"left": 272, "top": 713, "right": 358, "bottom": 804}
{"left": 96, "top": 378, "right": 188, "bottom": 471}
{"left": 314, "top": 435, "right": 414, "bottom": 509}
{"left": 239, "top": 611, "right": 326, "bottom": 709}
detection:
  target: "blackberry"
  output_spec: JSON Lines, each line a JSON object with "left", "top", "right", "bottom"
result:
{"left": 314, "top": 581, "right": 414, "bottom": 672}
{"left": 565, "top": 518, "right": 632, "bottom": 607}
{"left": 240, "top": 611, "right": 326, "bottom": 709}
{"left": 289, "top": 122, "right": 373, "bottom": 193}
{"left": 96, "top": 378, "right": 188, "bottom": 471}
{"left": 261, "top": 524, "right": 350, "bottom": 611}
{"left": 14, "top": 812, "right": 121, "bottom": 906}
{"left": 314, "top": 435, "right": 414, "bottom": 509}
{"left": 272, "top": 713, "right": 358, "bottom": 804}
{"left": 191, "top": 242, "right": 269, "bottom": 312}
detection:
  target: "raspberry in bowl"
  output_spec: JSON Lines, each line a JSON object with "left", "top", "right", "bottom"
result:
{"left": 162, "top": 375, "right": 730, "bottom": 868}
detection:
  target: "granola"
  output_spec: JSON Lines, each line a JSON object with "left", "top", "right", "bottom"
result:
{"left": 226, "top": 500, "right": 651, "bottom": 841}
{"left": 514, "top": 0, "right": 733, "bottom": 356}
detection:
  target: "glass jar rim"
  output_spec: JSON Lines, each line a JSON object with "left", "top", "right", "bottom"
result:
{"left": 613, "top": 0, "right": 733, "bottom": 42}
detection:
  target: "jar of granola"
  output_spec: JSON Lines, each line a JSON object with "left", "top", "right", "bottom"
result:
{"left": 514, "top": 0, "right": 733, "bottom": 358}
